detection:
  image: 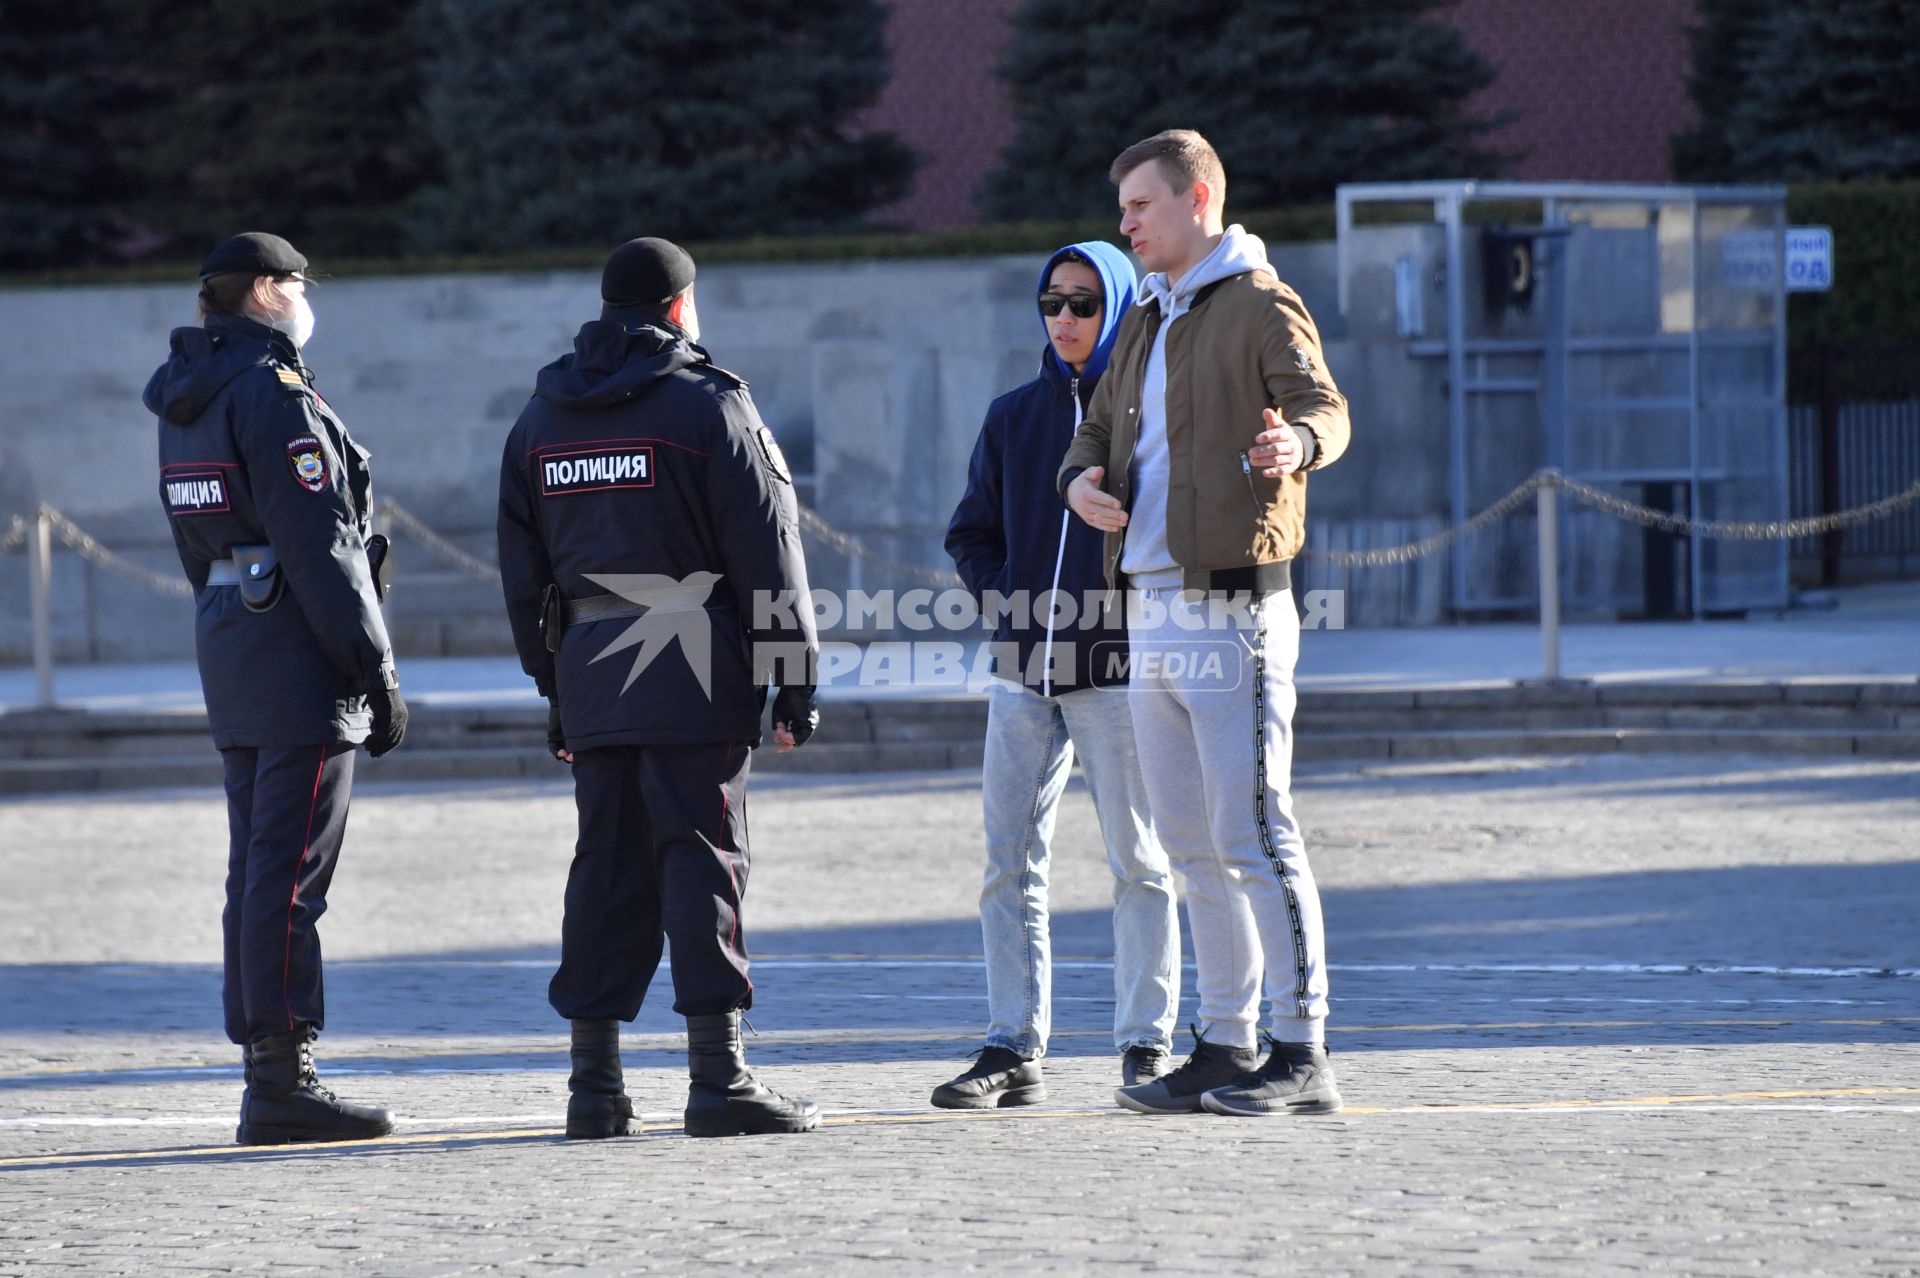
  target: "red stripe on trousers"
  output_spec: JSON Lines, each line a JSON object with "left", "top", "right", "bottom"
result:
{"left": 719, "top": 743, "right": 750, "bottom": 993}
{"left": 282, "top": 745, "right": 327, "bottom": 1031}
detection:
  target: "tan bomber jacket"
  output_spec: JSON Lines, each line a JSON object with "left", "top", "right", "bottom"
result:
{"left": 1057, "top": 268, "right": 1350, "bottom": 592}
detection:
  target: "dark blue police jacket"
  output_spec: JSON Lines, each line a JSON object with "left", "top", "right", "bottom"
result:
{"left": 147, "top": 313, "right": 393, "bottom": 749}
{"left": 497, "top": 319, "right": 817, "bottom": 750}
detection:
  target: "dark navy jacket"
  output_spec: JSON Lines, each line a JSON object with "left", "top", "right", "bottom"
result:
{"left": 497, "top": 319, "right": 816, "bottom": 750}
{"left": 945, "top": 241, "right": 1139, "bottom": 695}
{"left": 146, "top": 313, "right": 393, "bottom": 749}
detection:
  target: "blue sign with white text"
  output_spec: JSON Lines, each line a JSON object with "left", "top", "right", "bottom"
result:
{"left": 1786, "top": 226, "right": 1833, "bottom": 293}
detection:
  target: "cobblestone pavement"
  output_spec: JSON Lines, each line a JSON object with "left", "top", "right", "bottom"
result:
{"left": 2, "top": 754, "right": 1917, "bottom": 1274}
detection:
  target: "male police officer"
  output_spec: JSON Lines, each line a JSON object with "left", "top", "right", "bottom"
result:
{"left": 497, "top": 237, "right": 822, "bottom": 1139}
{"left": 147, "top": 232, "right": 406, "bottom": 1145}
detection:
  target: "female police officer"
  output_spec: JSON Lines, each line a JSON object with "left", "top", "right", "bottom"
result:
{"left": 145, "top": 232, "right": 407, "bottom": 1145}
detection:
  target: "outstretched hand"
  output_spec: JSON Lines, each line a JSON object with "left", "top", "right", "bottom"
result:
{"left": 1250, "top": 408, "right": 1304, "bottom": 478}
{"left": 1067, "top": 466, "right": 1128, "bottom": 533}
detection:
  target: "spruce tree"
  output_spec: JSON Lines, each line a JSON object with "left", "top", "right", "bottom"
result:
{"left": 981, "top": 0, "right": 1504, "bottom": 221}
{"left": 411, "top": 0, "right": 917, "bottom": 252}
{"left": 1671, "top": 0, "right": 1774, "bottom": 182}
{"left": 0, "top": 2, "right": 125, "bottom": 268}
{"left": 100, "top": 0, "right": 434, "bottom": 262}
{"left": 1719, "top": 0, "right": 1920, "bottom": 182}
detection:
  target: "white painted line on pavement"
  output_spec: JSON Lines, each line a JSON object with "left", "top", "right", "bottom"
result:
{"left": 316, "top": 957, "right": 1920, "bottom": 979}
{"left": 6, "top": 1095, "right": 1920, "bottom": 1135}
{"left": 7, "top": 1011, "right": 1917, "bottom": 1087}
{"left": 0, "top": 1111, "right": 666, "bottom": 1129}
{"left": 1332, "top": 962, "right": 1920, "bottom": 979}
{"left": 1343, "top": 995, "right": 1894, "bottom": 1007}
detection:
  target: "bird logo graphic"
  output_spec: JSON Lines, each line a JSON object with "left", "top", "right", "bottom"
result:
{"left": 583, "top": 571, "right": 722, "bottom": 698}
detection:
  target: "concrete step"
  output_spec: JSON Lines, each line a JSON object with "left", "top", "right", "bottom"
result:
{"left": 2, "top": 680, "right": 1915, "bottom": 794}
{"left": 0, "top": 741, "right": 991, "bottom": 796}
{"left": 1304, "top": 727, "right": 1920, "bottom": 761}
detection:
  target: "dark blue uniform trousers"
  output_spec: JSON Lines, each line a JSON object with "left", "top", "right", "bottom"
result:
{"left": 220, "top": 742, "right": 355, "bottom": 1045}
{"left": 550, "top": 741, "right": 754, "bottom": 1022}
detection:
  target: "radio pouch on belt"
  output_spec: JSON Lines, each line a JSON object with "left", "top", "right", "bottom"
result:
{"left": 366, "top": 533, "right": 393, "bottom": 602}
{"left": 541, "top": 583, "right": 565, "bottom": 653}
{"left": 232, "top": 544, "right": 284, "bottom": 614}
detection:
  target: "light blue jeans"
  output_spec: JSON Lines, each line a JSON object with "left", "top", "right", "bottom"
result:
{"left": 979, "top": 677, "right": 1180, "bottom": 1057}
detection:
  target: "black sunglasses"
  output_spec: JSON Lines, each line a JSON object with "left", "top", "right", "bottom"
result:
{"left": 1038, "top": 292, "right": 1101, "bottom": 318}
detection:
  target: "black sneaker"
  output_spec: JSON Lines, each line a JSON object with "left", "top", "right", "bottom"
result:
{"left": 1120, "top": 1044, "right": 1172, "bottom": 1087}
{"left": 930, "top": 1046, "right": 1045, "bottom": 1110}
{"left": 1114, "top": 1025, "right": 1258, "bottom": 1115}
{"left": 1200, "top": 1040, "right": 1343, "bottom": 1116}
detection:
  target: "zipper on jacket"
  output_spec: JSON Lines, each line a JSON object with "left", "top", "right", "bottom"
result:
{"left": 1239, "top": 449, "right": 1263, "bottom": 516}
{"left": 1042, "top": 376, "right": 1080, "bottom": 698}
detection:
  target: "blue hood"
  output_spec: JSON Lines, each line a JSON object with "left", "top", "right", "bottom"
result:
{"left": 1038, "top": 240, "right": 1137, "bottom": 381}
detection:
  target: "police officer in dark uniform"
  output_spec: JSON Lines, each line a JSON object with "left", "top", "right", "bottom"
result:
{"left": 497, "top": 237, "right": 821, "bottom": 1140}
{"left": 145, "top": 232, "right": 407, "bottom": 1145}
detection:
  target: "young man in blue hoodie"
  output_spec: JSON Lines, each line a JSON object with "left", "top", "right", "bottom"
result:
{"left": 937, "top": 241, "right": 1181, "bottom": 1107}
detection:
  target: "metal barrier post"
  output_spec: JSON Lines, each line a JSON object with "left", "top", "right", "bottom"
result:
{"left": 1537, "top": 476, "right": 1561, "bottom": 682}
{"left": 29, "top": 507, "right": 55, "bottom": 709}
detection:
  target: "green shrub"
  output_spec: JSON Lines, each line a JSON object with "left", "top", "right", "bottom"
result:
{"left": 1788, "top": 181, "right": 1920, "bottom": 349}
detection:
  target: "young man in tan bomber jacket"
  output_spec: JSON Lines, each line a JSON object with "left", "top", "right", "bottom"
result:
{"left": 1058, "top": 129, "right": 1351, "bottom": 1118}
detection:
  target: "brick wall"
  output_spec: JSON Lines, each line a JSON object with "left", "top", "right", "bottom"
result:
{"left": 861, "top": 0, "right": 1703, "bottom": 229}
{"left": 1451, "top": 0, "right": 1697, "bottom": 182}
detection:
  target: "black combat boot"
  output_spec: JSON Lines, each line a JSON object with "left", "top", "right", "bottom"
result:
{"left": 683, "top": 1011, "right": 820, "bottom": 1138}
{"left": 237, "top": 1028, "right": 393, "bottom": 1145}
{"left": 566, "top": 1018, "right": 633, "bottom": 1139}
{"left": 930, "top": 1046, "right": 1045, "bottom": 1110}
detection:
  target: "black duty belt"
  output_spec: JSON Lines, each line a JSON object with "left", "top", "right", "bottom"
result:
{"left": 563, "top": 593, "right": 649, "bottom": 627}
{"left": 543, "top": 583, "right": 722, "bottom": 653}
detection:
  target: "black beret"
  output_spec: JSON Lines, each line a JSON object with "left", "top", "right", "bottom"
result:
{"left": 601, "top": 237, "right": 696, "bottom": 307}
{"left": 199, "top": 232, "right": 307, "bottom": 281}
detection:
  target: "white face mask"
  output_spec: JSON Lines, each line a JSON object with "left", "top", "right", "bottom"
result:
{"left": 259, "top": 280, "right": 314, "bottom": 349}
{"left": 272, "top": 292, "right": 316, "bottom": 349}
{"left": 678, "top": 292, "right": 700, "bottom": 344}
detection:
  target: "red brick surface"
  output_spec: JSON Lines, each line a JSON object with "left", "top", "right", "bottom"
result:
{"left": 856, "top": 0, "right": 1023, "bottom": 229}
{"left": 861, "top": 0, "right": 1701, "bottom": 229}
{"left": 1451, "top": 0, "right": 1698, "bottom": 182}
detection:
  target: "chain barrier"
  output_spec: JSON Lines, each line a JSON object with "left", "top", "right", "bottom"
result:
{"left": 1554, "top": 472, "right": 1920, "bottom": 541}
{"left": 794, "top": 506, "right": 964, "bottom": 589}
{"left": 35, "top": 505, "right": 193, "bottom": 598}
{"left": 6, "top": 472, "right": 1919, "bottom": 597}
{"left": 1303, "top": 470, "right": 1920, "bottom": 568}
{"left": 372, "top": 499, "right": 968, "bottom": 590}
{"left": 1306, "top": 474, "right": 1550, "bottom": 568}
{"left": 374, "top": 498, "right": 502, "bottom": 584}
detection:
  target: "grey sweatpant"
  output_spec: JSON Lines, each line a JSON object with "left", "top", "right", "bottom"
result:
{"left": 1124, "top": 575, "right": 1329, "bottom": 1047}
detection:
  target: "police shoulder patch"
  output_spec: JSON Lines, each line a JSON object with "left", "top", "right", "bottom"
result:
{"left": 754, "top": 426, "right": 791, "bottom": 485}
{"left": 286, "top": 434, "right": 330, "bottom": 492}
{"left": 274, "top": 366, "right": 307, "bottom": 391}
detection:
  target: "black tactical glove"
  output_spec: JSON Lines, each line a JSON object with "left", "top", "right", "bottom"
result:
{"left": 546, "top": 698, "right": 569, "bottom": 763}
{"left": 771, "top": 685, "right": 819, "bottom": 748}
{"left": 365, "top": 684, "right": 409, "bottom": 759}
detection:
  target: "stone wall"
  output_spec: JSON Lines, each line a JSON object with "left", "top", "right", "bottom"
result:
{"left": 0, "top": 238, "right": 1453, "bottom": 662}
